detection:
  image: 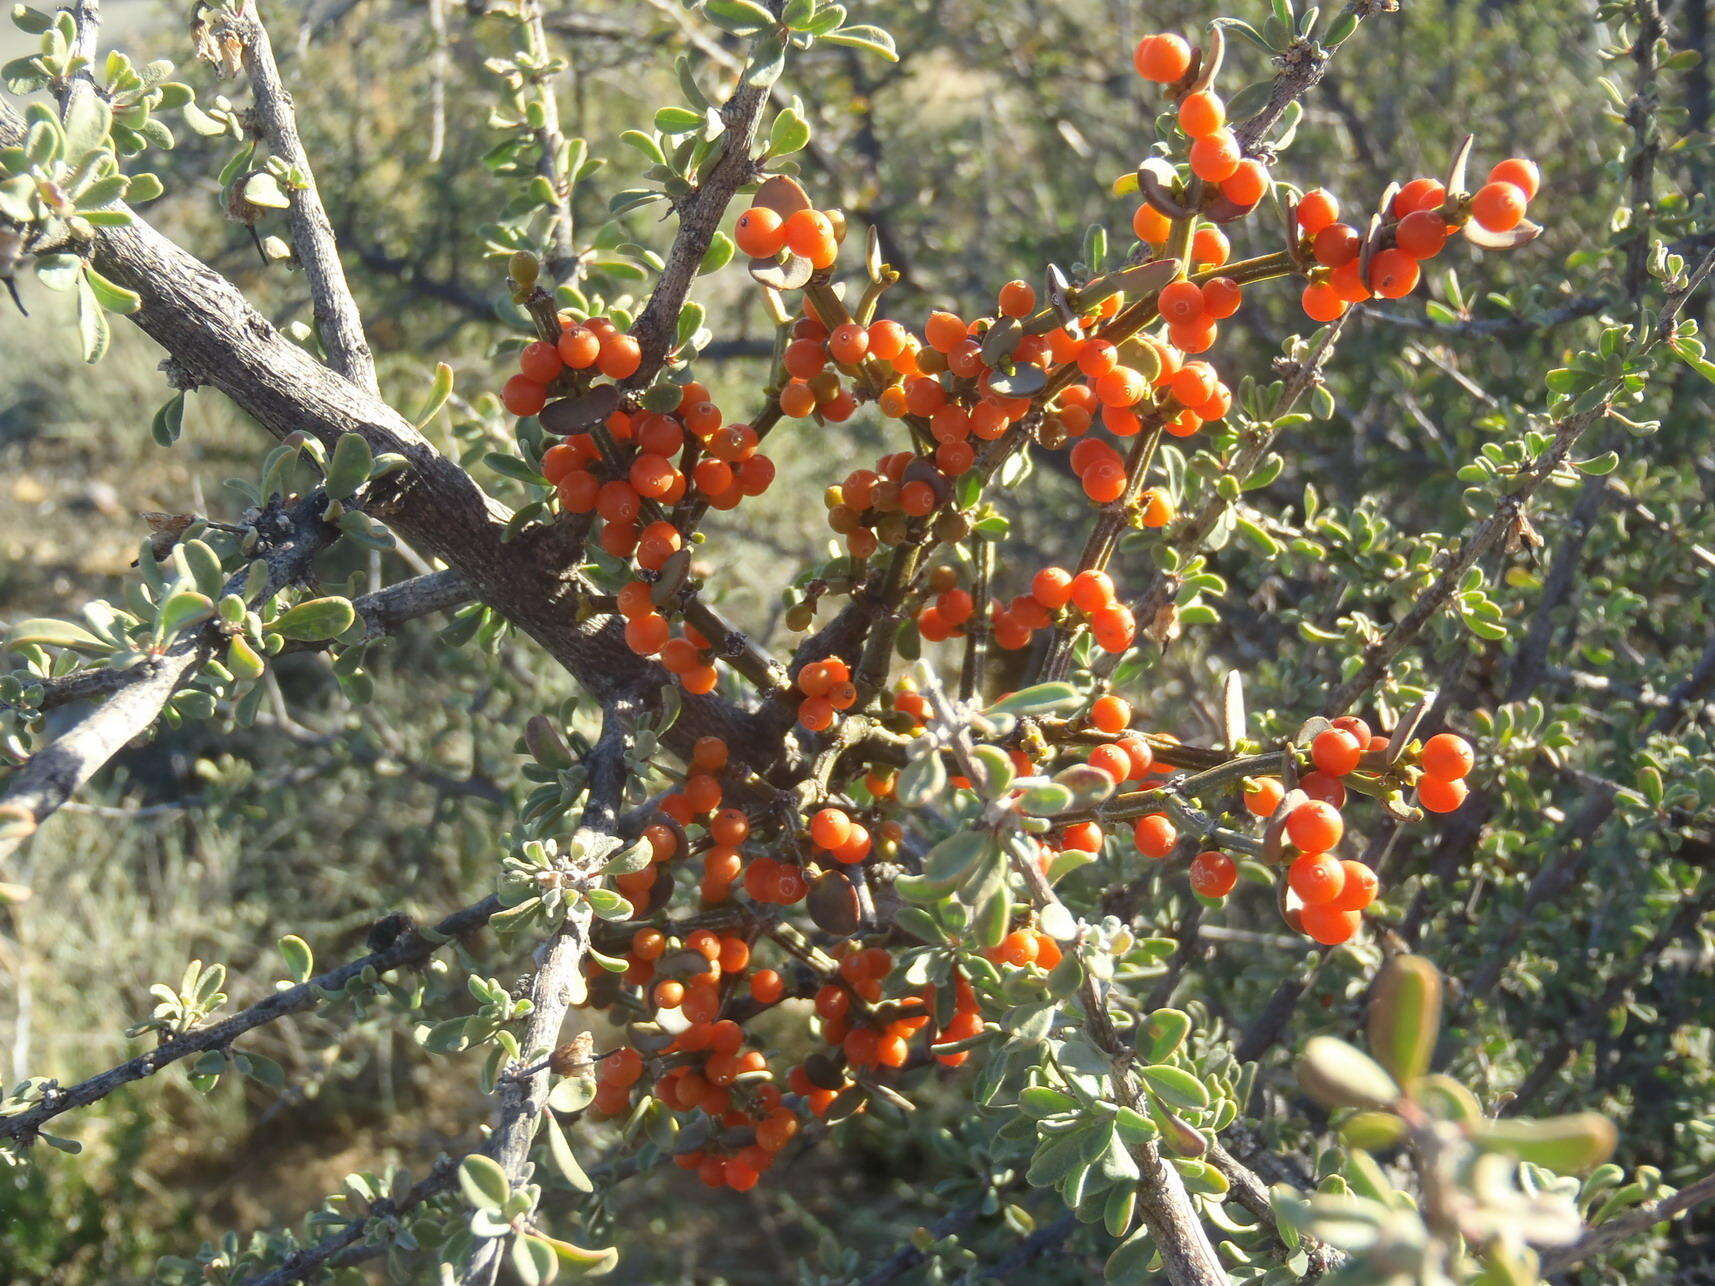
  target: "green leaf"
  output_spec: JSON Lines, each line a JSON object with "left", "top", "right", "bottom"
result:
{"left": 150, "top": 391, "right": 186, "bottom": 447}
{"left": 458, "top": 1154, "right": 511, "bottom": 1212}
{"left": 768, "top": 105, "right": 810, "bottom": 155}
{"left": 75, "top": 273, "right": 110, "bottom": 362}
{"left": 125, "top": 172, "right": 163, "bottom": 203}
{"left": 822, "top": 22, "right": 898, "bottom": 60}
{"left": 654, "top": 105, "right": 703, "bottom": 135}
{"left": 269, "top": 596, "right": 358, "bottom": 642}
{"left": 278, "top": 934, "right": 313, "bottom": 982}
{"left": 539, "top": 1235, "right": 618, "bottom": 1276}
{"left": 324, "top": 432, "right": 374, "bottom": 501}
{"left": 545, "top": 1110, "right": 593, "bottom": 1192}
{"left": 1475, "top": 1114, "right": 1618, "bottom": 1173}
{"left": 1139, "top": 1010, "right": 1192, "bottom": 1062}
{"left": 413, "top": 362, "right": 454, "bottom": 429}
{"left": 703, "top": 0, "right": 777, "bottom": 33}
{"left": 242, "top": 171, "right": 290, "bottom": 209}
{"left": 63, "top": 89, "right": 111, "bottom": 156}
{"left": 512, "top": 1233, "right": 557, "bottom": 1286}
{"left": 1139, "top": 1064, "right": 1209, "bottom": 1111}
{"left": 1367, "top": 955, "right": 1442, "bottom": 1087}
{"left": 157, "top": 589, "right": 214, "bottom": 638}
{"left": 1297, "top": 1035, "right": 1400, "bottom": 1111}
{"left": 585, "top": 887, "right": 634, "bottom": 921}
{"left": 986, "top": 681, "right": 1081, "bottom": 717}
{"left": 4, "top": 617, "right": 112, "bottom": 652}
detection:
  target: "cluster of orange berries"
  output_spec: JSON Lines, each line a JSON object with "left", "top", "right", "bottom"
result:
{"left": 733, "top": 201, "right": 843, "bottom": 269}
{"left": 1134, "top": 35, "right": 1269, "bottom": 209}
{"left": 500, "top": 315, "right": 642, "bottom": 418}
{"left": 577, "top": 730, "right": 987, "bottom": 1191}
{"left": 793, "top": 657, "right": 858, "bottom": 732}
{"left": 1296, "top": 157, "right": 1541, "bottom": 322}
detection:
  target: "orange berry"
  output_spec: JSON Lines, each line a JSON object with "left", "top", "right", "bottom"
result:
{"left": 1313, "top": 223, "right": 1361, "bottom": 268}
{"left": 1327, "top": 860, "right": 1379, "bottom": 912}
{"left": 1032, "top": 566, "right": 1074, "bottom": 610}
{"left": 924, "top": 309, "right": 968, "bottom": 353}
{"left": 1243, "top": 776, "right": 1284, "bottom": 817}
{"left": 827, "top": 322, "right": 869, "bottom": 365}
{"left": 1367, "top": 248, "right": 1420, "bottom": 299}
{"left": 735, "top": 206, "right": 788, "bottom": 258}
{"left": 1391, "top": 177, "right": 1447, "bottom": 218}
{"left": 1178, "top": 90, "right": 1225, "bottom": 139}
{"left": 1300, "top": 903, "right": 1361, "bottom": 945}
{"left": 558, "top": 323, "right": 600, "bottom": 371}
{"left": 998, "top": 929, "right": 1039, "bottom": 967}
{"left": 1471, "top": 181, "right": 1527, "bottom": 232}
{"left": 1311, "top": 728, "right": 1363, "bottom": 777}
{"left": 1089, "top": 694, "right": 1131, "bottom": 733}
{"left": 809, "top": 806, "right": 851, "bottom": 850}
{"left": 1133, "top": 812, "right": 1177, "bottom": 859}
{"left": 1301, "top": 282, "right": 1347, "bottom": 323}
{"left": 1488, "top": 158, "right": 1540, "bottom": 200}
{"left": 1134, "top": 33, "right": 1192, "bottom": 82}
{"left": 1288, "top": 851, "right": 1346, "bottom": 906}
{"left": 1071, "top": 568, "right": 1115, "bottom": 613}
{"left": 519, "top": 341, "right": 563, "bottom": 385}
{"left": 1421, "top": 733, "right": 1474, "bottom": 780}
{"left": 1201, "top": 276, "right": 1243, "bottom": 319}
{"left": 1140, "top": 487, "right": 1175, "bottom": 528}
{"left": 998, "top": 279, "right": 1036, "bottom": 316}
{"left": 783, "top": 208, "right": 839, "bottom": 268}
{"left": 1157, "top": 280, "right": 1206, "bottom": 325}
{"left": 1285, "top": 800, "right": 1343, "bottom": 853}
{"left": 1220, "top": 157, "right": 1269, "bottom": 207}
{"left": 1188, "top": 131, "right": 1241, "bottom": 183}
{"left": 1191, "top": 225, "right": 1230, "bottom": 268}
{"left": 1418, "top": 775, "right": 1469, "bottom": 814}
{"left": 1190, "top": 850, "right": 1237, "bottom": 899}
{"left": 1132, "top": 202, "right": 1172, "bottom": 245}
{"left": 1296, "top": 189, "right": 1339, "bottom": 236}
{"left": 501, "top": 375, "right": 547, "bottom": 417}
{"left": 1395, "top": 210, "right": 1449, "bottom": 260}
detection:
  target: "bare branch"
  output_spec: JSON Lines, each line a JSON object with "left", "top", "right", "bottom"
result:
{"left": 1540, "top": 1168, "right": 1715, "bottom": 1275}
{"left": 462, "top": 687, "right": 647, "bottom": 1286}
{"left": 0, "top": 494, "right": 335, "bottom": 859}
{"left": 231, "top": 0, "right": 378, "bottom": 392}
{"left": 0, "top": 893, "right": 503, "bottom": 1145}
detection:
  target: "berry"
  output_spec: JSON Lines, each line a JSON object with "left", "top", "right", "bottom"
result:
{"left": 1327, "top": 861, "right": 1379, "bottom": 912}
{"left": 1301, "top": 282, "right": 1346, "bottom": 323}
{"left": 1420, "top": 732, "right": 1474, "bottom": 780}
{"left": 1471, "top": 181, "right": 1527, "bottom": 232}
{"left": 735, "top": 206, "right": 788, "bottom": 258}
{"left": 501, "top": 375, "right": 547, "bottom": 417}
{"left": 1418, "top": 775, "right": 1469, "bottom": 814}
{"left": 519, "top": 341, "right": 563, "bottom": 384}
{"left": 1090, "top": 693, "right": 1131, "bottom": 733}
{"left": 1367, "top": 249, "right": 1420, "bottom": 299}
{"left": 1300, "top": 904, "right": 1361, "bottom": 946}
{"left": 1395, "top": 210, "right": 1449, "bottom": 260}
{"left": 1188, "top": 131, "right": 1242, "bottom": 183}
{"left": 1158, "top": 280, "right": 1206, "bottom": 325}
{"left": 1311, "top": 728, "right": 1363, "bottom": 777}
{"left": 1134, "top": 33, "right": 1192, "bottom": 82}
{"left": 1488, "top": 157, "right": 1540, "bottom": 200}
{"left": 1133, "top": 813, "right": 1177, "bottom": 858}
{"left": 1288, "top": 852, "right": 1346, "bottom": 905}
{"left": 1285, "top": 800, "right": 1343, "bottom": 853}
{"left": 783, "top": 208, "right": 839, "bottom": 267}
{"left": 1220, "top": 158, "right": 1269, "bottom": 207}
{"left": 1178, "top": 91, "right": 1225, "bottom": 139}
{"left": 1244, "top": 777, "right": 1285, "bottom": 817}
{"left": 998, "top": 279, "right": 1036, "bottom": 316}
{"left": 1190, "top": 850, "right": 1237, "bottom": 898}
{"left": 1297, "top": 189, "right": 1339, "bottom": 235}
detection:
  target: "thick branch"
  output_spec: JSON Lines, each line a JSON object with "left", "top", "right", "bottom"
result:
{"left": 1541, "top": 1169, "right": 1715, "bottom": 1275}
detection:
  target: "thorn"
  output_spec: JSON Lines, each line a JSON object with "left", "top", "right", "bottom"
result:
{"left": 3, "top": 277, "right": 26, "bottom": 316}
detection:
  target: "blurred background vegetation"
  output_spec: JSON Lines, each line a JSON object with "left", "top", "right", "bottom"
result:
{"left": 2, "top": 0, "right": 1714, "bottom": 1281}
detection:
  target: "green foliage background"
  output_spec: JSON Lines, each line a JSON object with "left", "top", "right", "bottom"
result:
{"left": 1, "top": 0, "right": 1713, "bottom": 1281}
